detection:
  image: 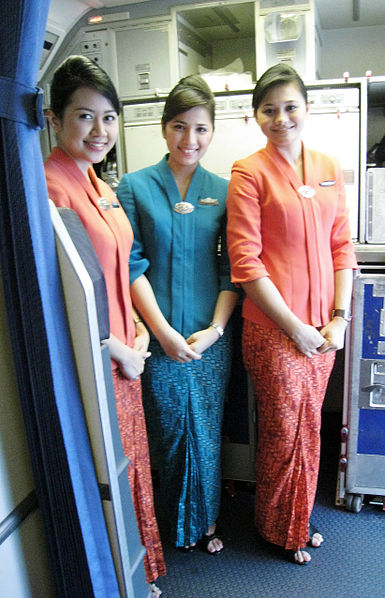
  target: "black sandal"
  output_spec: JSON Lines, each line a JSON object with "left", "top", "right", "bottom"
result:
{"left": 177, "top": 544, "right": 196, "bottom": 553}
{"left": 198, "top": 532, "right": 223, "bottom": 555}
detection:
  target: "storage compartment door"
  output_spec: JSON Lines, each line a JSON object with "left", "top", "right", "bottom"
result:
{"left": 201, "top": 116, "right": 266, "bottom": 178}
{"left": 116, "top": 22, "right": 172, "bottom": 98}
{"left": 124, "top": 124, "right": 167, "bottom": 173}
{"left": 302, "top": 111, "right": 360, "bottom": 240}
{"left": 366, "top": 168, "right": 385, "bottom": 243}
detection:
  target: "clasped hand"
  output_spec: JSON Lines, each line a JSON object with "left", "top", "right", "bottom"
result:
{"left": 118, "top": 346, "right": 151, "bottom": 379}
{"left": 103, "top": 334, "right": 150, "bottom": 380}
{"left": 291, "top": 319, "right": 347, "bottom": 357}
{"left": 159, "top": 326, "right": 220, "bottom": 362}
{"left": 186, "top": 326, "right": 221, "bottom": 355}
{"left": 318, "top": 317, "right": 348, "bottom": 353}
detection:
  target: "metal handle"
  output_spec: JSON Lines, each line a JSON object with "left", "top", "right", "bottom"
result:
{"left": 361, "top": 383, "right": 385, "bottom": 392}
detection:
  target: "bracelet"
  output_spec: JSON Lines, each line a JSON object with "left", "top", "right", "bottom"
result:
{"left": 210, "top": 321, "right": 224, "bottom": 337}
{"left": 133, "top": 317, "right": 142, "bottom": 325}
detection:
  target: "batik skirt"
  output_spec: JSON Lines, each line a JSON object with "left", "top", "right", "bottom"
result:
{"left": 242, "top": 320, "right": 335, "bottom": 551}
{"left": 141, "top": 333, "right": 232, "bottom": 547}
{"left": 113, "top": 369, "right": 166, "bottom": 582}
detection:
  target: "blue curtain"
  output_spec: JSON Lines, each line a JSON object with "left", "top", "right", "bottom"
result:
{"left": 0, "top": 1, "right": 120, "bottom": 595}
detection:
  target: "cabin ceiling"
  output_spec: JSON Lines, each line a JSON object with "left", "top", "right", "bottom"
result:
{"left": 316, "top": 0, "right": 385, "bottom": 29}
{"left": 48, "top": 0, "right": 385, "bottom": 33}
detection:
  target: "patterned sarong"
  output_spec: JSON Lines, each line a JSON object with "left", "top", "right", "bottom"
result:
{"left": 113, "top": 370, "right": 166, "bottom": 582}
{"left": 141, "top": 334, "right": 232, "bottom": 547}
{"left": 242, "top": 320, "right": 335, "bottom": 550}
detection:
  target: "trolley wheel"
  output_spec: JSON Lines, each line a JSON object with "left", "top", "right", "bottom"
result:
{"left": 352, "top": 494, "right": 363, "bottom": 513}
{"left": 345, "top": 493, "right": 354, "bottom": 511}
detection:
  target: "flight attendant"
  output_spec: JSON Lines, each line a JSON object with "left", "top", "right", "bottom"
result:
{"left": 44, "top": 55, "right": 165, "bottom": 596}
{"left": 118, "top": 75, "right": 239, "bottom": 554}
{"left": 226, "top": 63, "right": 357, "bottom": 565}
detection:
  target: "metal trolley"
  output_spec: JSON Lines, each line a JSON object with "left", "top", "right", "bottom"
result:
{"left": 337, "top": 265, "right": 385, "bottom": 512}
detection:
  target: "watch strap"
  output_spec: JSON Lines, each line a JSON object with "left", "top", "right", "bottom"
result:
{"left": 331, "top": 309, "right": 351, "bottom": 322}
{"left": 210, "top": 322, "right": 224, "bottom": 337}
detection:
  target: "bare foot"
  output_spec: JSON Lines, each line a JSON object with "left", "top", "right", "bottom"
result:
{"left": 151, "top": 582, "right": 162, "bottom": 596}
{"left": 308, "top": 523, "right": 324, "bottom": 548}
{"left": 203, "top": 523, "right": 223, "bottom": 554}
{"left": 309, "top": 532, "right": 323, "bottom": 547}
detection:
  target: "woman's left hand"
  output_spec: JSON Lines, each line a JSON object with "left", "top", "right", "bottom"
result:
{"left": 186, "top": 327, "right": 221, "bottom": 355}
{"left": 102, "top": 333, "right": 150, "bottom": 379}
{"left": 133, "top": 321, "right": 150, "bottom": 353}
{"left": 318, "top": 318, "right": 348, "bottom": 353}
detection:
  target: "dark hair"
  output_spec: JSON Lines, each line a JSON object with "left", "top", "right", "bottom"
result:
{"left": 50, "top": 55, "right": 121, "bottom": 119}
{"left": 161, "top": 75, "right": 215, "bottom": 128}
{"left": 252, "top": 63, "right": 307, "bottom": 111}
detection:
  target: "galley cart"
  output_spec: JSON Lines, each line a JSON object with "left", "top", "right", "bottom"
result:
{"left": 337, "top": 265, "right": 385, "bottom": 512}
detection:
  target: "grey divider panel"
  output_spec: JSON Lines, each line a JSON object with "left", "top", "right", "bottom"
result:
{"left": 57, "top": 207, "right": 110, "bottom": 341}
{"left": 50, "top": 201, "right": 150, "bottom": 598}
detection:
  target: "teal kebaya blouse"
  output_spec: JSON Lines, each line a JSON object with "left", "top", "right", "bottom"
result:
{"left": 117, "top": 156, "right": 235, "bottom": 338}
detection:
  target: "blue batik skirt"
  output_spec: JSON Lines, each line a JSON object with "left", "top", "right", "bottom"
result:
{"left": 141, "top": 332, "right": 232, "bottom": 547}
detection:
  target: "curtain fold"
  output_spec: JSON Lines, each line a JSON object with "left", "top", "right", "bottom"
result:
{"left": 0, "top": 1, "right": 119, "bottom": 595}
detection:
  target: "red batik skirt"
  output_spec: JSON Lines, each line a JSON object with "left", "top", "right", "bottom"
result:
{"left": 242, "top": 320, "right": 335, "bottom": 551}
{"left": 113, "top": 369, "right": 166, "bottom": 583}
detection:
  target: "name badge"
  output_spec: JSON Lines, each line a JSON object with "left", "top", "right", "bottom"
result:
{"left": 199, "top": 197, "right": 219, "bottom": 206}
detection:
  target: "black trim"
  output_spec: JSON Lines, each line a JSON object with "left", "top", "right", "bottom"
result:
{"left": 99, "top": 483, "right": 111, "bottom": 501}
{"left": 0, "top": 490, "right": 38, "bottom": 546}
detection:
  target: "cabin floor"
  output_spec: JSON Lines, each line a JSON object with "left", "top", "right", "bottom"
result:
{"left": 153, "top": 412, "right": 385, "bottom": 598}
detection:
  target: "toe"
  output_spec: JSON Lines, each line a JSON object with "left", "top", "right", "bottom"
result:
{"left": 207, "top": 537, "right": 223, "bottom": 553}
{"left": 294, "top": 549, "right": 311, "bottom": 564}
{"left": 311, "top": 532, "right": 323, "bottom": 547}
{"left": 151, "top": 583, "right": 162, "bottom": 597}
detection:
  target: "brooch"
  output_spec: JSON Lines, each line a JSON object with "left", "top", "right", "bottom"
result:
{"left": 98, "top": 197, "right": 111, "bottom": 210}
{"left": 174, "top": 202, "right": 194, "bottom": 214}
{"left": 298, "top": 185, "right": 315, "bottom": 199}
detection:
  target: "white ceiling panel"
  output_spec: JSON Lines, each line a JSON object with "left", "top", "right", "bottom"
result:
{"left": 316, "top": 0, "right": 385, "bottom": 29}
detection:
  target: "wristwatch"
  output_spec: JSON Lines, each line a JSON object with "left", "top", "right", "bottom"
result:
{"left": 210, "top": 321, "right": 224, "bottom": 337}
{"left": 331, "top": 309, "right": 351, "bottom": 322}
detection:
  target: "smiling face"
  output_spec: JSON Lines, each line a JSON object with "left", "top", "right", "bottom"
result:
{"left": 255, "top": 82, "right": 309, "bottom": 152}
{"left": 162, "top": 105, "right": 213, "bottom": 174}
{"left": 50, "top": 86, "right": 119, "bottom": 175}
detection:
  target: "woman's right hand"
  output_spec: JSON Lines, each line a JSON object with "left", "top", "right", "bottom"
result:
{"left": 289, "top": 322, "right": 326, "bottom": 358}
{"left": 157, "top": 326, "right": 202, "bottom": 363}
{"left": 117, "top": 345, "right": 151, "bottom": 379}
{"left": 241, "top": 278, "right": 327, "bottom": 358}
{"left": 130, "top": 275, "right": 201, "bottom": 362}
